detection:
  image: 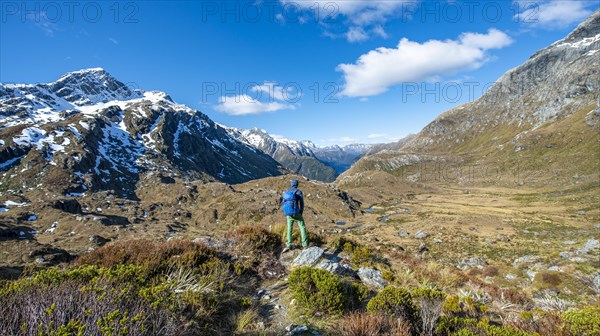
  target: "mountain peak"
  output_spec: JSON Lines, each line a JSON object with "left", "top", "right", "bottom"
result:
{"left": 564, "top": 9, "right": 600, "bottom": 43}
{"left": 50, "top": 68, "right": 140, "bottom": 106}
{"left": 56, "top": 67, "right": 109, "bottom": 81}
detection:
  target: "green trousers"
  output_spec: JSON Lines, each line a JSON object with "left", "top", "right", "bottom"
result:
{"left": 286, "top": 214, "right": 308, "bottom": 248}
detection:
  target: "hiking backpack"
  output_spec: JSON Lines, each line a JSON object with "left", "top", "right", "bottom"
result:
{"left": 282, "top": 190, "right": 300, "bottom": 216}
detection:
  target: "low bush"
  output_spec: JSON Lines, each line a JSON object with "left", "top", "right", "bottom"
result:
{"left": 435, "top": 316, "right": 479, "bottom": 335}
{"left": 366, "top": 286, "right": 418, "bottom": 324}
{"left": 226, "top": 225, "right": 286, "bottom": 277}
{"left": 335, "top": 312, "right": 412, "bottom": 336}
{"left": 288, "top": 266, "right": 345, "bottom": 314}
{"left": 438, "top": 317, "right": 538, "bottom": 336}
{"left": 341, "top": 240, "right": 379, "bottom": 267}
{"left": 443, "top": 295, "right": 462, "bottom": 315}
{"left": 562, "top": 306, "right": 600, "bottom": 336}
{"left": 1, "top": 240, "right": 256, "bottom": 335}
{"left": 225, "top": 225, "right": 281, "bottom": 255}
{"left": 0, "top": 267, "right": 179, "bottom": 335}
{"left": 75, "top": 239, "right": 218, "bottom": 276}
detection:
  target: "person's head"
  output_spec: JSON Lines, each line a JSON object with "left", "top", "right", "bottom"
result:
{"left": 290, "top": 179, "right": 299, "bottom": 188}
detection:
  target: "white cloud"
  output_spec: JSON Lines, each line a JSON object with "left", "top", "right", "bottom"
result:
{"left": 513, "top": 1, "right": 595, "bottom": 29}
{"left": 215, "top": 82, "right": 299, "bottom": 115}
{"left": 108, "top": 37, "right": 119, "bottom": 45}
{"left": 215, "top": 95, "right": 294, "bottom": 116}
{"left": 250, "top": 82, "right": 300, "bottom": 101}
{"left": 337, "top": 29, "right": 513, "bottom": 97}
{"left": 346, "top": 26, "right": 369, "bottom": 42}
{"left": 368, "top": 133, "right": 387, "bottom": 139}
{"left": 26, "top": 12, "right": 60, "bottom": 37}
{"left": 280, "top": 0, "right": 413, "bottom": 42}
{"left": 372, "top": 25, "right": 388, "bottom": 39}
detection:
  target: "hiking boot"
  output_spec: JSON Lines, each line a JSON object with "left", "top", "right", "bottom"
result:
{"left": 282, "top": 246, "right": 291, "bottom": 253}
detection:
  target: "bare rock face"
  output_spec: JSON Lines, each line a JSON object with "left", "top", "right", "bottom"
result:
{"left": 357, "top": 267, "right": 385, "bottom": 289}
{"left": 413, "top": 10, "right": 600, "bottom": 147}
{"left": 316, "top": 259, "right": 357, "bottom": 277}
{"left": 291, "top": 246, "right": 324, "bottom": 267}
{"left": 341, "top": 11, "right": 600, "bottom": 187}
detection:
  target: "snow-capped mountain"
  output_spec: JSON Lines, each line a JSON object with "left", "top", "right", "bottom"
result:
{"left": 311, "top": 143, "right": 374, "bottom": 174}
{"left": 0, "top": 68, "right": 283, "bottom": 198}
{"left": 225, "top": 127, "right": 338, "bottom": 182}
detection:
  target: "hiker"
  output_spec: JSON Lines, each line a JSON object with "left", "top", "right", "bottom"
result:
{"left": 281, "top": 179, "right": 308, "bottom": 251}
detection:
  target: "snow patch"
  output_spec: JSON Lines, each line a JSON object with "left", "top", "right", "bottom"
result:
{"left": 79, "top": 120, "right": 90, "bottom": 130}
{"left": 4, "top": 200, "right": 27, "bottom": 207}
{"left": 555, "top": 33, "right": 600, "bottom": 49}
{"left": 68, "top": 124, "right": 83, "bottom": 139}
{"left": 96, "top": 114, "right": 144, "bottom": 174}
{"left": 13, "top": 127, "right": 46, "bottom": 147}
{"left": 141, "top": 113, "right": 164, "bottom": 149}
{"left": 173, "top": 122, "right": 192, "bottom": 157}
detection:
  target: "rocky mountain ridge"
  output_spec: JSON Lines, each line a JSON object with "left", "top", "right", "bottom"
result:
{"left": 311, "top": 143, "right": 374, "bottom": 174}
{"left": 341, "top": 10, "right": 600, "bottom": 188}
{"left": 226, "top": 127, "right": 375, "bottom": 181}
{"left": 0, "top": 68, "right": 284, "bottom": 198}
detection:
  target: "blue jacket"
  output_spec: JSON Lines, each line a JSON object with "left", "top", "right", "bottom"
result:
{"left": 285, "top": 179, "right": 304, "bottom": 214}
{"left": 284, "top": 187, "right": 304, "bottom": 214}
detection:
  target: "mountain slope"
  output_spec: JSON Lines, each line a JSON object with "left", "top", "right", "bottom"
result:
{"left": 0, "top": 69, "right": 283, "bottom": 198}
{"left": 340, "top": 10, "right": 600, "bottom": 188}
{"left": 226, "top": 127, "right": 338, "bottom": 182}
{"left": 311, "top": 143, "right": 373, "bottom": 174}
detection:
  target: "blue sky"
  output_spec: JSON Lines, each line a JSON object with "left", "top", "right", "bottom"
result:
{"left": 1, "top": 1, "right": 598, "bottom": 146}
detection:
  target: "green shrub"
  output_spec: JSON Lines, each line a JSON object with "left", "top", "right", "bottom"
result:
{"left": 447, "top": 319, "right": 538, "bottom": 336}
{"left": 1, "top": 240, "right": 253, "bottom": 336}
{"left": 562, "top": 306, "right": 600, "bottom": 336}
{"left": 340, "top": 240, "right": 377, "bottom": 266}
{"left": 479, "top": 322, "right": 537, "bottom": 336}
{"left": 366, "top": 286, "right": 417, "bottom": 323}
{"left": 288, "top": 267, "right": 345, "bottom": 314}
{"left": 443, "top": 295, "right": 462, "bottom": 315}
{"left": 435, "top": 316, "right": 478, "bottom": 335}
{"left": 382, "top": 270, "right": 396, "bottom": 282}
{"left": 454, "top": 329, "right": 478, "bottom": 336}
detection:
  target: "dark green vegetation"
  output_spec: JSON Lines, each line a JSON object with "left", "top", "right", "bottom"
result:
{"left": 0, "top": 226, "right": 289, "bottom": 335}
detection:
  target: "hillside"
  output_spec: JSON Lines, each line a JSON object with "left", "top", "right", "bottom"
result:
{"left": 341, "top": 10, "right": 600, "bottom": 190}
{"left": 226, "top": 127, "right": 339, "bottom": 182}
